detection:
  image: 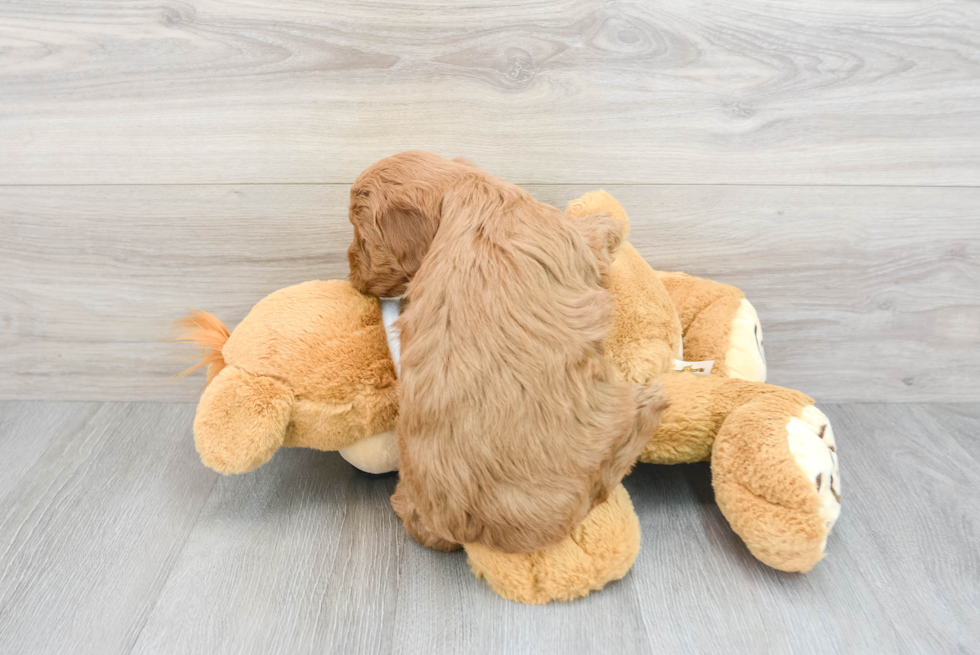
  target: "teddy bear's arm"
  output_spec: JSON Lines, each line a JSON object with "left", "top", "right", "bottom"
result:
{"left": 657, "top": 272, "right": 767, "bottom": 382}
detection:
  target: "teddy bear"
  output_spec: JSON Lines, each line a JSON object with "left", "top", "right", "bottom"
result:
{"left": 175, "top": 191, "right": 840, "bottom": 604}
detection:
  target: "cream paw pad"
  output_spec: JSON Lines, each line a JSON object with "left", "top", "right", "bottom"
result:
{"left": 725, "top": 298, "right": 768, "bottom": 382}
{"left": 787, "top": 405, "right": 841, "bottom": 544}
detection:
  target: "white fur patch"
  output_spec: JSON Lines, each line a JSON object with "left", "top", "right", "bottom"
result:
{"left": 380, "top": 296, "right": 402, "bottom": 376}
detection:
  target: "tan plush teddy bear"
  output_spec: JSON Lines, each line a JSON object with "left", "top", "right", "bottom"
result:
{"left": 176, "top": 191, "right": 840, "bottom": 604}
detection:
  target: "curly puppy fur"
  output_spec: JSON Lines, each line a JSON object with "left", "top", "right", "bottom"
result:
{"left": 349, "top": 151, "right": 668, "bottom": 554}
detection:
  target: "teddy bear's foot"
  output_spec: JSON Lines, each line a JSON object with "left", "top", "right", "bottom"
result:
{"left": 712, "top": 395, "right": 841, "bottom": 573}
{"left": 724, "top": 298, "right": 767, "bottom": 382}
{"left": 787, "top": 405, "right": 841, "bottom": 535}
{"left": 464, "top": 485, "right": 640, "bottom": 604}
{"left": 339, "top": 429, "right": 399, "bottom": 474}
{"left": 656, "top": 272, "right": 767, "bottom": 382}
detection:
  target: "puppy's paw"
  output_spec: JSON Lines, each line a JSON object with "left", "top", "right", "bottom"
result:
{"left": 391, "top": 482, "right": 461, "bottom": 553}
{"left": 465, "top": 485, "right": 640, "bottom": 604}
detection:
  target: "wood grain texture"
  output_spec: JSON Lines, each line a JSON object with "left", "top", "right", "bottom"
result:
{"left": 0, "top": 401, "right": 216, "bottom": 655}
{"left": 2, "top": 401, "right": 975, "bottom": 654}
{"left": 130, "top": 450, "right": 404, "bottom": 655}
{"left": 625, "top": 403, "right": 980, "bottom": 654}
{"left": 1, "top": 0, "right": 979, "bottom": 185}
{"left": 0, "top": 400, "right": 96, "bottom": 502}
{"left": 1, "top": 184, "right": 977, "bottom": 403}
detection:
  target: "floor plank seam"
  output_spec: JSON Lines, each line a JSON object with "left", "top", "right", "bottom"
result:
{"left": 123, "top": 472, "right": 220, "bottom": 655}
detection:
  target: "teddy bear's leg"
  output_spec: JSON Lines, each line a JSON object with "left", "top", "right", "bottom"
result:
{"left": 641, "top": 373, "right": 840, "bottom": 572}
{"left": 390, "top": 480, "right": 462, "bottom": 553}
{"left": 193, "top": 366, "right": 293, "bottom": 474}
{"left": 657, "top": 272, "right": 767, "bottom": 382}
{"left": 464, "top": 485, "right": 641, "bottom": 604}
{"left": 711, "top": 392, "right": 840, "bottom": 572}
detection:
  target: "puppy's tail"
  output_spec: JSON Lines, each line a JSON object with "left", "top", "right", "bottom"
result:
{"left": 171, "top": 310, "right": 230, "bottom": 385}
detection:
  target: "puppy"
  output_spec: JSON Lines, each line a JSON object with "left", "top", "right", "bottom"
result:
{"left": 348, "top": 151, "right": 667, "bottom": 554}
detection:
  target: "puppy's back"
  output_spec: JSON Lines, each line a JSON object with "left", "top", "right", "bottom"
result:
{"left": 397, "top": 176, "right": 666, "bottom": 553}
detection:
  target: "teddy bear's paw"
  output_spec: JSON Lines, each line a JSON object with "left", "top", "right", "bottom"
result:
{"left": 464, "top": 485, "right": 640, "bottom": 604}
{"left": 787, "top": 405, "right": 841, "bottom": 538}
{"left": 725, "top": 298, "right": 767, "bottom": 382}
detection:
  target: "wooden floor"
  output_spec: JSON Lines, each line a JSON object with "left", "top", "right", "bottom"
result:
{"left": 2, "top": 0, "right": 979, "bottom": 652}
{"left": 0, "top": 400, "right": 977, "bottom": 654}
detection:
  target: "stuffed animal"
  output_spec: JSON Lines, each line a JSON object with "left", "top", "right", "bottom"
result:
{"left": 176, "top": 191, "right": 840, "bottom": 604}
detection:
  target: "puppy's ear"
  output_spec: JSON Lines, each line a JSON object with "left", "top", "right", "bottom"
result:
{"left": 377, "top": 201, "right": 439, "bottom": 277}
{"left": 571, "top": 211, "right": 626, "bottom": 282}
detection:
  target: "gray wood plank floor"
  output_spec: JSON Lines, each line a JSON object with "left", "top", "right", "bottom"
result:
{"left": 1, "top": 400, "right": 976, "bottom": 654}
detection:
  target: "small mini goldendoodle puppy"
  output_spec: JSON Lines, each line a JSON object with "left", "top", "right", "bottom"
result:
{"left": 348, "top": 151, "right": 667, "bottom": 554}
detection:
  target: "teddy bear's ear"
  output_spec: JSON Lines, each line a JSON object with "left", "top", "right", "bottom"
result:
{"left": 193, "top": 366, "right": 293, "bottom": 474}
{"left": 569, "top": 211, "right": 627, "bottom": 286}
{"left": 566, "top": 190, "right": 631, "bottom": 238}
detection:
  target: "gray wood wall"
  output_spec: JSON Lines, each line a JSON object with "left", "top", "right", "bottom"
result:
{"left": 2, "top": 0, "right": 978, "bottom": 403}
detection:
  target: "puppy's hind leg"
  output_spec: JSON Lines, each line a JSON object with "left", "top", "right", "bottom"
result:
{"left": 391, "top": 480, "right": 461, "bottom": 552}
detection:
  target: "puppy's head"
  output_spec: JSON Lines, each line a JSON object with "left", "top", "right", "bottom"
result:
{"left": 348, "top": 151, "right": 476, "bottom": 297}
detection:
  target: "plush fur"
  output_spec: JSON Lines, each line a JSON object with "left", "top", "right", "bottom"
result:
{"left": 658, "top": 271, "right": 746, "bottom": 378}
{"left": 466, "top": 484, "right": 641, "bottom": 604}
{"left": 348, "top": 152, "right": 668, "bottom": 554}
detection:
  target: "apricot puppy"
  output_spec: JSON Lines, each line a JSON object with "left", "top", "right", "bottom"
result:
{"left": 348, "top": 151, "right": 667, "bottom": 554}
